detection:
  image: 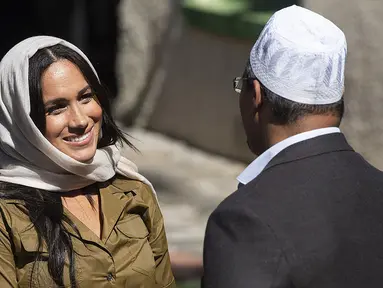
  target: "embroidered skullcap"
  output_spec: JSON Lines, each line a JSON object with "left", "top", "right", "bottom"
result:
{"left": 250, "top": 5, "right": 347, "bottom": 104}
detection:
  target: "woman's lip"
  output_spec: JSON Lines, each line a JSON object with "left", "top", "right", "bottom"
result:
{"left": 63, "top": 127, "right": 94, "bottom": 147}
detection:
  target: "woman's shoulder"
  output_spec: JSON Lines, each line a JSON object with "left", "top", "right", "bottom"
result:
{"left": 106, "top": 174, "right": 156, "bottom": 204}
{"left": 0, "top": 197, "right": 27, "bottom": 214}
{"left": 0, "top": 182, "right": 37, "bottom": 231}
{"left": 0, "top": 198, "right": 30, "bottom": 233}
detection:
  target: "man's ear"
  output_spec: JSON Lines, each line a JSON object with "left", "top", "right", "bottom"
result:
{"left": 252, "top": 79, "right": 264, "bottom": 109}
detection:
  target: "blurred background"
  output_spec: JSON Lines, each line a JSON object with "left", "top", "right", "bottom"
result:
{"left": 2, "top": 0, "right": 383, "bottom": 287}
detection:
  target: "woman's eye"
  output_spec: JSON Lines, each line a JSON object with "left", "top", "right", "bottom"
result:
{"left": 80, "top": 93, "right": 94, "bottom": 103}
{"left": 46, "top": 106, "right": 66, "bottom": 116}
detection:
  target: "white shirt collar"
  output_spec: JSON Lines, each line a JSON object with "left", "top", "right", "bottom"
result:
{"left": 237, "top": 127, "right": 341, "bottom": 185}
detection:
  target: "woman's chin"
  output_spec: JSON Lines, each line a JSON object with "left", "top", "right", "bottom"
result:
{"left": 61, "top": 136, "right": 99, "bottom": 163}
{"left": 66, "top": 149, "right": 97, "bottom": 163}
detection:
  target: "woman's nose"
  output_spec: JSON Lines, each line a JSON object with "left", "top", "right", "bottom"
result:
{"left": 69, "top": 105, "right": 88, "bottom": 129}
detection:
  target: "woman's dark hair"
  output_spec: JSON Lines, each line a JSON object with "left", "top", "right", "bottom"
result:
{"left": 0, "top": 44, "right": 136, "bottom": 287}
{"left": 243, "top": 61, "right": 344, "bottom": 125}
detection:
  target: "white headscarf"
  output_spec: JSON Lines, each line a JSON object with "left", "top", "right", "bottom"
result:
{"left": 0, "top": 36, "right": 156, "bottom": 195}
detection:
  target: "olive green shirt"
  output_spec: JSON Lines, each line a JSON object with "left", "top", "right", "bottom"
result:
{"left": 0, "top": 175, "right": 176, "bottom": 287}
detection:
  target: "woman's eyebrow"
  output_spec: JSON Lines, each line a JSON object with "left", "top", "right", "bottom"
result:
{"left": 44, "top": 98, "right": 67, "bottom": 108}
{"left": 44, "top": 85, "right": 91, "bottom": 107}
{"left": 77, "top": 85, "right": 91, "bottom": 96}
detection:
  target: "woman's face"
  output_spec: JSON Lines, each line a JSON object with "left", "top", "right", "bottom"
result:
{"left": 41, "top": 59, "right": 102, "bottom": 163}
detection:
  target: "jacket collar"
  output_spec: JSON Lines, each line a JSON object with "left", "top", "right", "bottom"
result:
{"left": 238, "top": 127, "right": 342, "bottom": 185}
{"left": 263, "top": 132, "right": 354, "bottom": 172}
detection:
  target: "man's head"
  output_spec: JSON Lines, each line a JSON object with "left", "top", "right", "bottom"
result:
{"left": 236, "top": 5, "right": 347, "bottom": 155}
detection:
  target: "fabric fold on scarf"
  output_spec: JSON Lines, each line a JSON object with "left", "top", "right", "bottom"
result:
{"left": 0, "top": 36, "right": 156, "bottom": 196}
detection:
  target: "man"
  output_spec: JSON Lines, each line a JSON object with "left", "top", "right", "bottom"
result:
{"left": 203, "top": 5, "right": 383, "bottom": 288}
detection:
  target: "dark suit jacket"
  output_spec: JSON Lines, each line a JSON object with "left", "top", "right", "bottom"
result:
{"left": 203, "top": 133, "right": 383, "bottom": 288}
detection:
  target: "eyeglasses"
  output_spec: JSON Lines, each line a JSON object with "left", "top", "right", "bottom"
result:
{"left": 233, "top": 77, "right": 254, "bottom": 94}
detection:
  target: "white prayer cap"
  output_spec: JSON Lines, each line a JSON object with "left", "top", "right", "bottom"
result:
{"left": 250, "top": 5, "right": 347, "bottom": 104}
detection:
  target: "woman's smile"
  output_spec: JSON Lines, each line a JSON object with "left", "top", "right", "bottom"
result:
{"left": 63, "top": 126, "right": 94, "bottom": 146}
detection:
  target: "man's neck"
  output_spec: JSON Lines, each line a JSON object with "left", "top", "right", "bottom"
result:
{"left": 265, "top": 116, "right": 340, "bottom": 149}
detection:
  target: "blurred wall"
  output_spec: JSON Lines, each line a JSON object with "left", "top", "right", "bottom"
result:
{"left": 115, "top": 0, "right": 182, "bottom": 124}
{"left": 304, "top": 0, "right": 383, "bottom": 169}
{"left": 115, "top": 1, "right": 271, "bottom": 163}
{"left": 117, "top": 0, "right": 383, "bottom": 168}
{"left": 146, "top": 28, "right": 254, "bottom": 162}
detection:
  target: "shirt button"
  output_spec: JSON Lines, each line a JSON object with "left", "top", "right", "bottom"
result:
{"left": 106, "top": 273, "right": 114, "bottom": 281}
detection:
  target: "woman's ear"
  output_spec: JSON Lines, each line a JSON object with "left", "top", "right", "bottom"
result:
{"left": 252, "top": 79, "right": 264, "bottom": 109}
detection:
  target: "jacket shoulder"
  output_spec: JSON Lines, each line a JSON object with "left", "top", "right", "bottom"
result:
{"left": 107, "top": 175, "right": 156, "bottom": 205}
{"left": 0, "top": 198, "right": 31, "bottom": 234}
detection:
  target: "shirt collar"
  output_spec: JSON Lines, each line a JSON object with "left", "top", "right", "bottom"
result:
{"left": 237, "top": 127, "right": 341, "bottom": 185}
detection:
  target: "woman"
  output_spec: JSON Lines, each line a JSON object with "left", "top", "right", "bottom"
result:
{"left": 0, "top": 36, "right": 175, "bottom": 287}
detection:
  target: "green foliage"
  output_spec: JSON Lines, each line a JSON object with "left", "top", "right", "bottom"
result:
{"left": 182, "top": 0, "right": 299, "bottom": 40}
